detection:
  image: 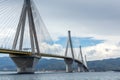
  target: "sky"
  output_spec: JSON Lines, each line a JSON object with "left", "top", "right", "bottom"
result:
{"left": 0, "top": 0, "right": 120, "bottom": 61}
{"left": 35, "top": 0, "right": 120, "bottom": 61}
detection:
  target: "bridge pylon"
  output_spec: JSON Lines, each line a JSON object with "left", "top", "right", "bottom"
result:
{"left": 64, "top": 30, "right": 74, "bottom": 72}
{"left": 77, "top": 46, "right": 85, "bottom": 72}
{"left": 77, "top": 46, "right": 89, "bottom": 72}
{"left": 84, "top": 55, "right": 89, "bottom": 72}
{"left": 10, "top": 0, "right": 41, "bottom": 74}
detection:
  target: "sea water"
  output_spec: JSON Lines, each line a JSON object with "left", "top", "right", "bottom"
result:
{"left": 0, "top": 71, "right": 119, "bottom": 80}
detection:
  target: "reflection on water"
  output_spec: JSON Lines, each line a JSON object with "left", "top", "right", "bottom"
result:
{"left": 0, "top": 71, "right": 120, "bottom": 80}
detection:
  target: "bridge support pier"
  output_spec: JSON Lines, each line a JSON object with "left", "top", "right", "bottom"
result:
{"left": 78, "top": 63, "right": 85, "bottom": 72}
{"left": 10, "top": 55, "right": 40, "bottom": 74}
{"left": 64, "top": 58, "right": 73, "bottom": 72}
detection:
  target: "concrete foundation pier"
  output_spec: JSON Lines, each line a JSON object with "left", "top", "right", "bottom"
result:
{"left": 64, "top": 58, "right": 73, "bottom": 72}
{"left": 78, "top": 63, "right": 84, "bottom": 72}
{"left": 10, "top": 55, "right": 40, "bottom": 74}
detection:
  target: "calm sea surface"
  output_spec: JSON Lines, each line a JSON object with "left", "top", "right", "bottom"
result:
{"left": 0, "top": 71, "right": 120, "bottom": 80}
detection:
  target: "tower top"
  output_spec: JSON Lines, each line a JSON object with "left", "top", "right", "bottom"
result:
{"left": 68, "top": 30, "right": 71, "bottom": 34}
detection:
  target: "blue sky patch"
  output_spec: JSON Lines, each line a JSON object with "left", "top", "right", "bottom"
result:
{"left": 55, "top": 37, "right": 104, "bottom": 48}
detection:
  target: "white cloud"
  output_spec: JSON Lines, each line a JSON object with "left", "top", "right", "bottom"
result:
{"left": 39, "top": 42, "right": 65, "bottom": 55}
{"left": 83, "top": 40, "right": 120, "bottom": 61}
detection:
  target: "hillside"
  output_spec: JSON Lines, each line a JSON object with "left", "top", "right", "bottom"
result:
{"left": 88, "top": 58, "right": 120, "bottom": 71}
{"left": 0, "top": 57, "right": 120, "bottom": 71}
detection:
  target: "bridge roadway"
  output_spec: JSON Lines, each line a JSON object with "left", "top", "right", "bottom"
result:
{"left": 0, "top": 48, "right": 88, "bottom": 71}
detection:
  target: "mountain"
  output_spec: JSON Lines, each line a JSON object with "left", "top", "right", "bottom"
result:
{"left": 87, "top": 58, "right": 120, "bottom": 71}
{"left": 0, "top": 57, "right": 120, "bottom": 71}
{"left": 0, "top": 57, "right": 66, "bottom": 71}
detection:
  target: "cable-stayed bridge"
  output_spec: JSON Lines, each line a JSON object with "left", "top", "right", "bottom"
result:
{"left": 0, "top": 0, "right": 88, "bottom": 73}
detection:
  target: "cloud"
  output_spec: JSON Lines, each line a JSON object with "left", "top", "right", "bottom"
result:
{"left": 39, "top": 42, "right": 64, "bottom": 55}
{"left": 116, "top": 42, "right": 120, "bottom": 47}
{"left": 34, "top": 0, "right": 120, "bottom": 37}
{"left": 84, "top": 40, "right": 120, "bottom": 61}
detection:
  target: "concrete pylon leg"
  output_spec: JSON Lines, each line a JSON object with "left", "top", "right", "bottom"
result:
{"left": 78, "top": 63, "right": 84, "bottom": 72}
{"left": 10, "top": 55, "right": 40, "bottom": 74}
{"left": 64, "top": 58, "right": 73, "bottom": 72}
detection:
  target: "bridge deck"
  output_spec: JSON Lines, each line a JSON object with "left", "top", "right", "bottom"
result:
{"left": 0, "top": 48, "right": 89, "bottom": 71}
{"left": 0, "top": 48, "right": 71, "bottom": 58}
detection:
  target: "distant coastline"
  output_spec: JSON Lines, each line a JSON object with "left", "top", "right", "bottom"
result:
{"left": 0, "top": 57, "right": 120, "bottom": 72}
